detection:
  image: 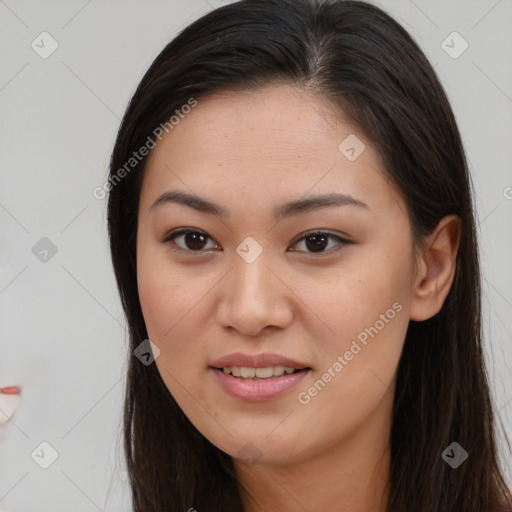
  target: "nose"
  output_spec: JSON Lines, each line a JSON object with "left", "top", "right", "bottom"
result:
{"left": 215, "top": 251, "right": 294, "bottom": 337}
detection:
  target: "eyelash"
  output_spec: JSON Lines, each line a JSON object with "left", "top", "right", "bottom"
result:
{"left": 162, "top": 228, "right": 353, "bottom": 256}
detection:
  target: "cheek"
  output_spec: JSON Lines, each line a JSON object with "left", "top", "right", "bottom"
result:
{"left": 137, "top": 249, "right": 199, "bottom": 340}
{"left": 310, "top": 250, "right": 411, "bottom": 389}
{"left": 136, "top": 252, "right": 214, "bottom": 396}
{"left": 312, "top": 271, "right": 404, "bottom": 344}
{"left": 137, "top": 270, "right": 173, "bottom": 339}
{"left": 137, "top": 260, "right": 208, "bottom": 396}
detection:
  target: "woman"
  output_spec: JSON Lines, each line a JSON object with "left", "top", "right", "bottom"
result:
{"left": 106, "top": 0, "right": 512, "bottom": 510}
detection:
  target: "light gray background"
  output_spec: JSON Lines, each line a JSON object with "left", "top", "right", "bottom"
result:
{"left": 0, "top": 0, "right": 511, "bottom": 510}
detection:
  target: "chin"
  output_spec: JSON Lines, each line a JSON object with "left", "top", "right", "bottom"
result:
{"left": 202, "top": 423, "right": 312, "bottom": 467}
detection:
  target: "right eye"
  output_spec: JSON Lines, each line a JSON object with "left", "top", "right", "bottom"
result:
{"left": 163, "top": 228, "right": 219, "bottom": 253}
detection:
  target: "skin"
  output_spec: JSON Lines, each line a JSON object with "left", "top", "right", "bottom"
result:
{"left": 136, "top": 83, "right": 461, "bottom": 511}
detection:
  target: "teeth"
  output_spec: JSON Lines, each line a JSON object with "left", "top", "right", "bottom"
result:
{"left": 240, "top": 367, "right": 256, "bottom": 378}
{"left": 273, "top": 365, "right": 285, "bottom": 376}
{"left": 255, "top": 367, "right": 273, "bottom": 378}
{"left": 221, "top": 366, "right": 301, "bottom": 379}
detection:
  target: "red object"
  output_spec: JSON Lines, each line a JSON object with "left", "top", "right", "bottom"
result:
{"left": 0, "top": 386, "right": 21, "bottom": 395}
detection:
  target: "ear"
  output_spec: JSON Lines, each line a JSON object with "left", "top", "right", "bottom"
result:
{"left": 409, "top": 214, "right": 461, "bottom": 322}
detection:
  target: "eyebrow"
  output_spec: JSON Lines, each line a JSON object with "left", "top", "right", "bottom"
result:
{"left": 149, "top": 190, "right": 370, "bottom": 221}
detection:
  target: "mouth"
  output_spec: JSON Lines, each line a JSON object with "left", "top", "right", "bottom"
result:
{"left": 212, "top": 365, "right": 311, "bottom": 380}
{"left": 208, "top": 353, "right": 312, "bottom": 400}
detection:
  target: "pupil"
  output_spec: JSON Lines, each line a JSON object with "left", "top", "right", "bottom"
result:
{"left": 306, "top": 233, "right": 328, "bottom": 252}
{"left": 186, "top": 232, "right": 207, "bottom": 250}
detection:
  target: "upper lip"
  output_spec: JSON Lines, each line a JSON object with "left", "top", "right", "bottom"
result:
{"left": 210, "top": 352, "right": 310, "bottom": 369}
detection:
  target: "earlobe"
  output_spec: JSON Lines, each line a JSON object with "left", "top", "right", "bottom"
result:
{"left": 409, "top": 215, "right": 461, "bottom": 322}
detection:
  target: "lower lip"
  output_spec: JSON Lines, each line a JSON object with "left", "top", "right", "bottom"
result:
{"left": 210, "top": 367, "right": 311, "bottom": 401}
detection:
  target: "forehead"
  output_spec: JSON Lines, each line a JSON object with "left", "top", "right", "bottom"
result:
{"left": 139, "top": 83, "right": 403, "bottom": 218}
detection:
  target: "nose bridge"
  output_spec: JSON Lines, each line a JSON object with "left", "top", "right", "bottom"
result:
{"left": 230, "top": 242, "right": 277, "bottom": 306}
{"left": 217, "top": 241, "right": 292, "bottom": 335}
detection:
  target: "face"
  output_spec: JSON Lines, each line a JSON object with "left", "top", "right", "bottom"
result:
{"left": 136, "top": 83, "right": 417, "bottom": 466}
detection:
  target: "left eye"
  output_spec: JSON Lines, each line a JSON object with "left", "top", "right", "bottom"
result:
{"left": 290, "top": 231, "right": 352, "bottom": 254}
{"left": 163, "top": 229, "right": 352, "bottom": 255}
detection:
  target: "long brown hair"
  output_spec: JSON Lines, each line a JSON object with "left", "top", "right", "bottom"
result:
{"left": 106, "top": 0, "right": 512, "bottom": 509}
